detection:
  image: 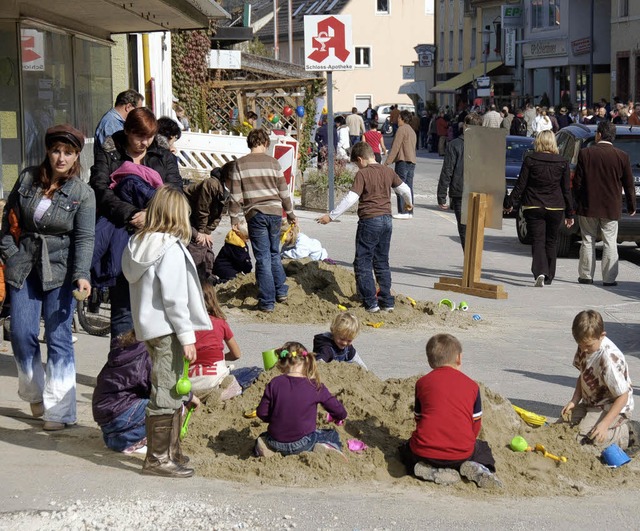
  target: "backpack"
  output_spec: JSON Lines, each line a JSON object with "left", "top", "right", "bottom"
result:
{"left": 511, "top": 116, "right": 527, "bottom": 136}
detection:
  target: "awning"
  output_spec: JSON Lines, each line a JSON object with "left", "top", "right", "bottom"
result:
{"left": 16, "top": 0, "right": 230, "bottom": 39}
{"left": 430, "top": 61, "right": 503, "bottom": 94}
{"left": 398, "top": 81, "right": 427, "bottom": 102}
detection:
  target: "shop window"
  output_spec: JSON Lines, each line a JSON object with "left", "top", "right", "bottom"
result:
{"left": 531, "top": 0, "right": 560, "bottom": 29}
{"left": 0, "top": 21, "right": 21, "bottom": 195}
{"left": 619, "top": 0, "right": 629, "bottom": 17}
{"left": 73, "top": 38, "right": 112, "bottom": 142}
{"left": 355, "top": 47, "right": 371, "bottom": 68}
{"left": 21, "top": 25, "right": 74, "bottom": 168}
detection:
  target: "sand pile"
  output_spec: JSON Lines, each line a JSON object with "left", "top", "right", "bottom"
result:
{"left": 185, "top": 363, "right": 640, "bottom": 497}
{"left": 216, "top": 259, "right": 475, "bottom": 328}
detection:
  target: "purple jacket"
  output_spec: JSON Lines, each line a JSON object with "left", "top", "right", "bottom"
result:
{"left": 92, "top": 341, "right": 151, "bottom": 426}
{"left": 257, "top": 374, "right": 347, "bottom": 442}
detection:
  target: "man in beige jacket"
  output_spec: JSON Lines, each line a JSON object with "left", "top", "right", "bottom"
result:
{"left": 385, "top": 110, "right": 417, "bottom": 219}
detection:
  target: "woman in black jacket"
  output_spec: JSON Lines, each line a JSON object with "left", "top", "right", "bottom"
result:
{"left": 504, "top": 130, "right": 574, "bottom": 286}
{"left": 90, "top": 108, "right": 183, "bottom": 338}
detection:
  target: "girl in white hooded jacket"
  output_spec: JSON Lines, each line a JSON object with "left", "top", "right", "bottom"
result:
{"left": 122, "top": 185, "right": 210, "bottom": 478}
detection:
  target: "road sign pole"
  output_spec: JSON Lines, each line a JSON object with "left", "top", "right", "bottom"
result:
{"left": 327, "top": 70, "right": 335, "bottom": 211}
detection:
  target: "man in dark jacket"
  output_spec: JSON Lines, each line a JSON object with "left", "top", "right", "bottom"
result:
{"left": 573, "top": 121, "right": 636, "bottom": 285}
{"left": 437, "top": 113, "right": 483, "bottom": 249}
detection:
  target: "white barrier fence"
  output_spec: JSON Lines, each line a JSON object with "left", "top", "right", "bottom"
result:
{"left": 174, "top": 131, "right": 298, "bottom": 195}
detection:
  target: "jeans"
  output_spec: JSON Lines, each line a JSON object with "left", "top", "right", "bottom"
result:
{"left": 248, "top": 212, "right": 288, "bottom": 309}
{"left": 394, "top": 161, "right": 415, "bottom": 214}
{"left": 354, "top": 215, "right": 393, "bottom": 309}
{"left": 10, "top": 271, "right": 77, "bottom": 424}
{"left": 101, "top": 399, "right": 148, "bottom": 452}
{"left": 349, "top": 135, "right": 360, "bottom": 146}
{"left": 110, "top": 273, "right": 133, "bottom": 339}
{"left": 578, "top": 216, "right": 619, "bottom": 283}
{"left": 524, "top": 208, "right": 564, "bottom": 281}
{"left": 450, "top": 196, "right": 466, "bottom": 250}
{"left": 263, "top": 429, "right": 342, "bottom": 455}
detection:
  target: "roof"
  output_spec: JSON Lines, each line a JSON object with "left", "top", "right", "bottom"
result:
{"left": 250, "top": 0, "right": 351, "bottom": 42}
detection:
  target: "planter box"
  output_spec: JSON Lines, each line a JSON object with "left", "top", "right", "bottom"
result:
{"left": 300, "top": 183, "right": 357, "bottom": 213}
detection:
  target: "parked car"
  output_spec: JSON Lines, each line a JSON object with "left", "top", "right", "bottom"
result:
{"left": 504, "top": 135, "right": 535, "bottom": 198}
{"left": 515, "top": 124, "right": 640, "bottom": 257}
{"left": 374, "top": 103, "right": 415, "bottom": 134}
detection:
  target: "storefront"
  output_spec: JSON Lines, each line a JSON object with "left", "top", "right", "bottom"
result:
{"left": 0, "top": 0, "right": 229, "bottom": 196}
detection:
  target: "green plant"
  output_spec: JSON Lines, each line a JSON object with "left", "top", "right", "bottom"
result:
{"left": 298, "top": 78, "right": 325, "bottom": 174}
{"left": 247, "top": 37, "right": 273, "bottom": 58}
{"left": 172, "top": 23, "right": 215, "bottom": 131}
{"left": 305, "top": 156, "right": 356, "bottom": 189}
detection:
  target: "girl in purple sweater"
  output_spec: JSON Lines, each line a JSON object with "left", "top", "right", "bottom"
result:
{"left": 255, "top": 341, "right": 347, "bottom": 457}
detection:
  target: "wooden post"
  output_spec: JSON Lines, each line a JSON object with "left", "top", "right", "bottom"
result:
{"left": 434, "top": 192, "right": 507, "bottom": 299}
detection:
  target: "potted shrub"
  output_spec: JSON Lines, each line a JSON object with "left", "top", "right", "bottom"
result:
{"left": 300, "top": 152, "right": 357, "bottom": 212}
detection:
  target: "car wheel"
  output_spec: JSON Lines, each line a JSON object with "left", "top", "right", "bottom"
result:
{"left": 516, "top": 206, "right": 532, "bottom": 244}
{"left": 556, "top": 230, "right": 573, "bottom": 258}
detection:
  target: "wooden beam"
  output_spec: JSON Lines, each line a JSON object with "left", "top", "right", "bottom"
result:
{"left": 209, "top": 79, "right": 317, "bottom": 90}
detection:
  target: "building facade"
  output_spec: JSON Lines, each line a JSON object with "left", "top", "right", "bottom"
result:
{"left": 0, "top": 0, "right": 228, "bottom": 195}
{"left": 610, "top": 0, "right": 640, "bottom": 103}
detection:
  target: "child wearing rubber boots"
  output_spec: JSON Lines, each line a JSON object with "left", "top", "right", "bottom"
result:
{"left": 560, "top": 310, "right": 633, "bottom": 451}
{"left": 122, "top": 186, "right": 210, "bottom": 477}
{"left": 400, "top": 333, "right": 502, "bottom": 488}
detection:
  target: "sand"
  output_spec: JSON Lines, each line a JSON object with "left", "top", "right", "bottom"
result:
{"left": 186, "top": 260, "right": 640, "bottom": 498}
{"left": 216, "top": 259, "right": 475, "bottom": 328}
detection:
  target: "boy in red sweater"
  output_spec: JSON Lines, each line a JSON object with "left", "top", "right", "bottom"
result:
{"left": 400, "top": 334, "right": 502, "bottom": 488}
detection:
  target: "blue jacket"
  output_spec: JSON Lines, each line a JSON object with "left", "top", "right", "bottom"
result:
{"left": 0, "top": 167, "right": 95, "bottom": 290}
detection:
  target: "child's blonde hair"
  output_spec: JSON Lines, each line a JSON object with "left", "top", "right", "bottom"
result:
{"left": 137, "top": 186, "right": 191, "bottom": 244}
{"left": 330, "top": 312, "right": 360, "bottom": 341}
{"left": 572, "top": 310, "right": 604, "bottom": 343}
{"left": 234, "top": 220, "right": 249, "bottom": 241}
{"left": 280, "top": 221, "right": 300, "bottom": 246}
{"left": 276, "top": 341, "right": 321, "bottom": 388}
{"left": 201, "top": 278, "right": 226, "bottom": 320}
{"left": 426, "top": 333, "right": 462, "bottom": 369}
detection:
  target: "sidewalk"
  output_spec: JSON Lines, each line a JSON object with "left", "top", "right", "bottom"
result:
{"left": 1, "top": 151, "right": 640, "bottom": 529}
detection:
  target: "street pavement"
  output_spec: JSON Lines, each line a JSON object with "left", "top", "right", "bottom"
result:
{"left": 1, "top": 147, "right": 640, "bottom": 528}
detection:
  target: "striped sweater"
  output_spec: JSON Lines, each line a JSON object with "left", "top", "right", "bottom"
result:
{"left": 229, "top": 152, "right": 294, "bottom": 223}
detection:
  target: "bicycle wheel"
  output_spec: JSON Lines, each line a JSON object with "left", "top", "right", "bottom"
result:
{"left": 77, "top": 288, "right": 110, "bottom": 337}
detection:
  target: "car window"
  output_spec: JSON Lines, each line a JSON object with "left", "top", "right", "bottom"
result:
{"left": 506, "top": 139, "right": 533, "bottom": 163}
{"left": 556, "top": 132, "right": 580, "bottom": 165}
{"left": 613, "top": 138, "right": 640, "bottom": 170}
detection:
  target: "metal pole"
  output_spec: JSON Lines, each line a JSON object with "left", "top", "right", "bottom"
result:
{"left": 588, "top": 0, "right": 594, "bottom": 107}
{"left": 288, "top": 0, "right": 293, "bottom": 63}
{"left": 327, "top": 71, "right": 335, "bottom": 211}
{"left": 273, "top": 0, "right": 279, "bottom": 60}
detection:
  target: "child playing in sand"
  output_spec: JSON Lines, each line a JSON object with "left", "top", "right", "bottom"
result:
{"left": 316, "top": 141, "right": 412, "bottom": 313}
{"left": 560, "top": 310, "right": 633, "bottom": 451}
{"left": 280, "top": 221, "right": 328, "bottom": 261}
{"left": 399, "top": 333, "right": 502, "bottom": 488}
{"left": 213, "top": 221, "right": 253, "bottom": 282}
{"left": 122, "top": 186, "right": 210, "bottom": 478}
{"left": 254, "top": 341, "right": 347, "bottom": 457}
{"left": 189, "top": 279, "right": 262, "bottom": 401}
{"left": 313, "top": 312, "right": 367, "bottom": 369}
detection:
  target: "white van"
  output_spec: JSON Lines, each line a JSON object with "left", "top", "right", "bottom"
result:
{"left": 374, "top": 103, "right": 415, "bottom": 133}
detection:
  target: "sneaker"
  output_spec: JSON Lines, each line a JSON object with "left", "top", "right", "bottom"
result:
{"left": 43, "top": 421, "right": 66, "bottom": 431}
{"left": 30, "top": 402, "right": 44, "bottom": 418}
{"left": 313, "top": 443, "right": 347, "bottom": 461}
{"left": 380, "top": 306, "right": 395, "bottom": 313}
{"left": 276, "top": 295, "right": 288, "bottom": 303}
{"left": 392, "top": 213, "right": 412, "bottom": 220}
{"left": 460, "top": 460, "right": 503, "bottom": 489}
{"left": 414, "top": 462, "right": 461, "bottom": 485}
{"left": 256, "top": 305, "right": 274, "bottom": 313}
{"left": 578, "top": 278, "right": 593, "bottom": 285}
{"left": 254, "top": 436, "right": 275, "bottom": 457}
{"left": 534, "top": 275, "right": 545, "bottom": 287}
{"left": 366, "top": 305, "right": 381, "bottom": 313}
